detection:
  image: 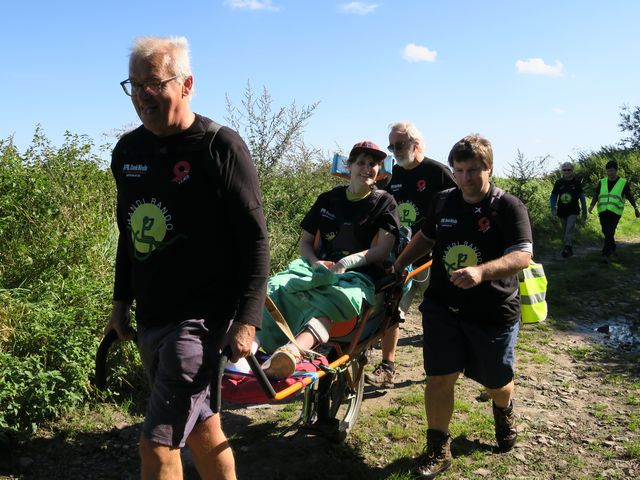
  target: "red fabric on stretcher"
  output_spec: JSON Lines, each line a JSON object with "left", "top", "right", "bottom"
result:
{"left": 221, "top": 356, "right": 330, "bottom": 404}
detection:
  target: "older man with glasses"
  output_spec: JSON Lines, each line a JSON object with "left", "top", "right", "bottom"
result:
{"left": 549, "top": 161, "right": 587, "bottom": 258}
{"left": 365, "top": 121, "right": 456, "bottom": 389}
{"left": 107, "top": 36, "right": 269, "bottom": 479}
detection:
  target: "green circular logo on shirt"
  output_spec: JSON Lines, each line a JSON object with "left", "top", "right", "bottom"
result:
{"left": 130, "top": 203, "right": 167, "bottom": 254}
{"left": 443, "top": 243, "right": 480, "bottom": 277}
{"left": 560, "top": 193, "right": 572, "bottom": 204}
{"left": 398, "top": 201, "right": 418, "bottom": 227}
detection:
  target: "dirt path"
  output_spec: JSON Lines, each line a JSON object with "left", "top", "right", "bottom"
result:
{"left": 6, "top": 246, "right": 640, "bottom": 479}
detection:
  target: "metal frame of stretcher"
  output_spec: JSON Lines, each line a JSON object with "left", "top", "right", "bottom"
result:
{"left": 215, "top": 260, "right": 431, "bottom": 442}
{"left": 94, "top": 262, "right": 430, "bottom": 443}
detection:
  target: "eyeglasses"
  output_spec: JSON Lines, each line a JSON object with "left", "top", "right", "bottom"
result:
{"left": 387, "top": 140, "right": 413, "bottom": 152}
{"left": 562, "top": 169, "right": 573, "bottom": 172}
{"left": 120, "top": 76, "right": 178, "bottom": 96}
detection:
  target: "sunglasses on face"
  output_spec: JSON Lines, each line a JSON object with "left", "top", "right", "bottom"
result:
{"left": 562, "top": 169, "right": 573, "bottom": 172}
{"left": 387, "top": 140, "right": 413, "bottom": 152}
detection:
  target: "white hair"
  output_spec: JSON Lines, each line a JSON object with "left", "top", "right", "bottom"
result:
{"left": 389, "top": 121, "right": 425, "bottom": 155}
{"left": 561, "top": 161, "right": 573, "bottom": 170}
{"left": 129, "top": 36, "right": 193, "bottom": 95}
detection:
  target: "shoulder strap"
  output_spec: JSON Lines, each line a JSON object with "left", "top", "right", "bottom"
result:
{"left": 202, "top": 120, "right": 224, "bottom": 184}
{"left": 488, "top": 186, "right": 505, "bottom": 212}
{"left": 205, "top": 120, "right": 223, "bottom": 153}
{"left": 434, "top": 187, "right": 456, "bottom": 217}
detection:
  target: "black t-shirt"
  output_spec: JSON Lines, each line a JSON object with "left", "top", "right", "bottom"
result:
{"left": 551, "top": 177, "right": 584, "bottom": 217}
{"left": 384, "top": 158, "right": 456, "bottom": 235}
{"left": 421, "top": 185, "right": 533, "bottom": 325}
{"left": 300, "top": 186, "right": 400, "bottom": 277}
{"left": 111, "top": 114, "right": 269, "bottom": 328}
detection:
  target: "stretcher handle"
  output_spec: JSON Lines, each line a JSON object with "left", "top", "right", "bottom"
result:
{"left": 404, "top": 259, "right": 432, "bottom": 283}
{"left": 94, "top": 329, "right": 119, "bottom": 390}
{"left": 213, "top": 346, "right": 276, "bottom": 413}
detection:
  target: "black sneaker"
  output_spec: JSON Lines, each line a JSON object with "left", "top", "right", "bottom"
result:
{"left": 364, "top": 363, "right": 395, "bottom": 388}
{"left": 415, "top": 429, "right": 452, "bottom": 479}
{"left": 493, "top": 401, "right": 517, "bottom": 452}
{"left": 561, "top": 246, "right": 570, "bottom": 258}
{"left": 565, "top": 245, "right": 573, "bottom": 257}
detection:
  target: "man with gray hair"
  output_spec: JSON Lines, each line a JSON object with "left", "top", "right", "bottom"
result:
{"left": 550, "top": 161, "right": 587, "bottom": 258}
{"left": 106, "top": 36, "right": 269, "bottom": 479}
{"left": 365, "top": 121, "right": 455, "bottom": 388}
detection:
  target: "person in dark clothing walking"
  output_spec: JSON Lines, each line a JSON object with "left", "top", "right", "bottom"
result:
{"left": 550, "top": 161, "right": 587, "bottom": 258}
{"left": 365, "top": 121, "right": 456, "bottom": 389}
{"left": 106, "top": 36, "right": 269, "bottom": 479}
{"left": 393, "top": 134, "right": 532, "bottom": 478}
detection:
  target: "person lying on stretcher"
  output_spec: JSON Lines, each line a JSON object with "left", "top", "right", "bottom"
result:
{"left": 256, "top": 140, "right": 401, "bottom": 379}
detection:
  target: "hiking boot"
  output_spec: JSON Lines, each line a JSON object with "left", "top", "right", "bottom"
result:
{"left": 364, "top": 363, "right": 395, "bottom": 388}
{"left": 476, "top": 389, "right": 491, "bottom": 402}
{"left": 262, "top": 344, "right": 300, "bottom": 380}
{"left": 415, "top": 429, "right": 452, "bottom": 479}
{"left": 493, "top": 400, "right": 517, "bottom": 452}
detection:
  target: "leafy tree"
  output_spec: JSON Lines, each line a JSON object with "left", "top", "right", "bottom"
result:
{"left": 225, "top": 82, "right": 321, "bottom": 179}
{"left": 225, "top": 83, "right": 339, "bottom": 270}
{"left": 618, "top": 104, "right": 640, "bottom": 150}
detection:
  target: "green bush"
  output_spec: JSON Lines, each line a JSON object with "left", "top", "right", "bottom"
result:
{"left": 0, "top": 124, "right": 339, "bottom": 433}
{"left": 262, "top": 161, "right": 340, "bottom": 271}
{"left": 0, "top": 130, "right": 127, "bottom": 433}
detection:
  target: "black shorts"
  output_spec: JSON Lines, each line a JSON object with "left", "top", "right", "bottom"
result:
{"left": 138, "top": 318, "right": 229, "bottom": 447}
{"left": 420, "top": 300, "right": 519, "bottom": 389}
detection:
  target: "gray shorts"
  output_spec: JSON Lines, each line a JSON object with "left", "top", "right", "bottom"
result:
{"left": 138, "top": 318, "right": 229, "bottom": 448}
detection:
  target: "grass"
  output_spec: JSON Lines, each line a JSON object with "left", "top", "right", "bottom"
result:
{"left": 624, "top": 439, "right": 640, "bottom": 459}
{"left": 9, "top": 235, "right": 640, "bottom": 479}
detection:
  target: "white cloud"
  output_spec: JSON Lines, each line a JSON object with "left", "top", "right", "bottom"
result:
{"left": 339, "top": 2, "right": 379, "bottom": 15}
{"left": 515, "top": 58, "right": 564, "bottom": 77}
{"left": 224, "top": 0, "right": 279, "bottom": 11}
{"left": 553, "top": 107, "right": 565, "bottom": 114}
{"left": 402, "top": 43, "right": 437, "bottom": 63}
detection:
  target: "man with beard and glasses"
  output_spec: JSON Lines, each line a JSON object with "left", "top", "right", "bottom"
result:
{"left": 365, "top": 122, "right": 455, "bottom": 389}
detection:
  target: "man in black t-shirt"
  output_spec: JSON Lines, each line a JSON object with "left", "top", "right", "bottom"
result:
{"left": 394, "top": 134, "right": 532, "bottom": 478}
{"left": 550, "top": 161, "right": 587, "bottom": 258}
{"left": 365, "top": 122, "right": 456, "bottom": 389}
{"left": 106, "top": 36, "right": 269, "bottom": 479}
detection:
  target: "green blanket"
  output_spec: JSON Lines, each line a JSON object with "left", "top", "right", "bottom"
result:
{"left": 256, "top": 258, "right": 375, "bottom": 353}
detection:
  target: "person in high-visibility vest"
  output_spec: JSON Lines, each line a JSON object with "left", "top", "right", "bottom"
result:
{"left": 588, "top": 160, "right": 640, "bottom": 262}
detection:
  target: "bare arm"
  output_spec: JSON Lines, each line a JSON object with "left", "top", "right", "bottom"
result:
{"left": 105, "top": 300, "right": 135, "bottom": 341}
{"left": 299, "top": 230, "right": 321, "bottom": 264}
{"left": 449, "top": 250, "right": 531, "bottom": 290}
{"left": 588, "top": 192, "right": 598, "bottom": 213}
{"left": 330, "top": 228, "right": 396, "bottom": 274}
{"left": 393, "top": 231, "right": 435, "bottom": 273}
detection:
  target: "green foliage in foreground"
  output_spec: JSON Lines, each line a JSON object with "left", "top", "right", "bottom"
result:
{"left": 0, "top": 128, "right": 337, "bottom": 433}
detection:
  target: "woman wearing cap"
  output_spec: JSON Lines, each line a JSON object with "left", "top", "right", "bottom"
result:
{"left": 257, "top": 140, "right": 400, "bottom": 379}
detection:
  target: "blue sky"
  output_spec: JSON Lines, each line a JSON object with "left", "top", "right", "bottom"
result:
{"left": 2, "top": 0, "right": 639, "bottom": 174}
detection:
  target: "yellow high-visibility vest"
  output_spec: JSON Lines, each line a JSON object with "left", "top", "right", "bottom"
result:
{"left": 518, "top": 262, "right": 547, "bottom": 324}
{"left": 597, "top": 177, "right": 627, "bottom": 215}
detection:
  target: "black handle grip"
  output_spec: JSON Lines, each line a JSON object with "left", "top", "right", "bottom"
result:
{"left": 212, "top": 347, "right": 277, "bottom": 413}
{"left": 94, "top": 329, "right": 119, "bottom": 390}
{"left": 246, "top": 353, "right": 277, "bottom": 400}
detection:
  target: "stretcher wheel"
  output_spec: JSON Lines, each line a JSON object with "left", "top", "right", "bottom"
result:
{"left": 315, "top": 352, "right": 364, "bottom": 442}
